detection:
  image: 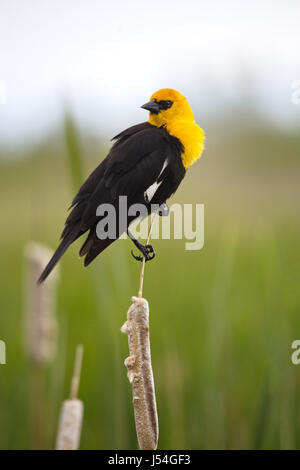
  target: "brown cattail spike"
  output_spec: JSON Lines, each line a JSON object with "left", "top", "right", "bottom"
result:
{"left": 24, "top": 242, "right": 59, "bottom": 364}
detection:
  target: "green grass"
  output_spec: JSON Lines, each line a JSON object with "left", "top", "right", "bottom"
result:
{"left": 0, "top": 124, "right": 300, "bottom": 449}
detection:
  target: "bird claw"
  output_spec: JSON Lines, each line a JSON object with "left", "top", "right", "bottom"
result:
{"left": 131, "top": 244, "right": 155, "bottom": 262}
{"left": 131, "top": 250, "right": 143, "bottom": 262}
{"left": 145, "top": 244, "right": 155, "bottom": 261}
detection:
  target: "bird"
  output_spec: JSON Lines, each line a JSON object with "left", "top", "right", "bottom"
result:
{"left": 38, "top": 88, "right": 205, "bottom": 283}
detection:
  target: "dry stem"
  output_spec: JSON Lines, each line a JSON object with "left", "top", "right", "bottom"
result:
{"left": 70, "top": 344, "right": 84, "bottom": 399}
{"left": 138, "top": 214, "right": 156, "bottom": 298}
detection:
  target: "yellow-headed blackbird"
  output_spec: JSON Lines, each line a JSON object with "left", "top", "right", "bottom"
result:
{"left": 38, "top": 89, "right": 205, "bottom": 283}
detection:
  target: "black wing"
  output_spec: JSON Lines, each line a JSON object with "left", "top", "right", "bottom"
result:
{"left": 80, "top": 125, "right": 169, "bottom": 229}
{"left": 38, "top": 122, "right": 185, "bottom": 282}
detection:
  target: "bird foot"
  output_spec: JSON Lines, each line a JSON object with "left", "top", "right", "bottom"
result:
{"left": 131, "top": 244, "right": 155, "bottom": 262}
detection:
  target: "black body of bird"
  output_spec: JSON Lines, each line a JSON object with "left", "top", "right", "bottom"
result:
{"left": 38, "top": 89, "right": 205, "bottom": 283}
{"left": 38, "top": 123, "right": 184, "bottom": 283}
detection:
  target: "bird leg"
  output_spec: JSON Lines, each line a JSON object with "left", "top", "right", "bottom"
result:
{"left": 127, "top": 229, "right": 155, "bottom": 262}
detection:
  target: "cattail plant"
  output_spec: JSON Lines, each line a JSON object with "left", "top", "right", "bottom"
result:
{"left": 54, "top": 114, "right": 85, "bottom": 451}
{"left": 121, "top": 216, "right": 159, "bottom": 450}
{"left": 56, "top": 344, "right": 84, "bottom": 450}
{"left": 24, "top": 242, "right": 59, "bottom": 363}
{"left": 24, "top": 242, "right": 59, "bottom": 449}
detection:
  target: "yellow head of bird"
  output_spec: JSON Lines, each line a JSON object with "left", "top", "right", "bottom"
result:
{"left": 141, "top": 88, "right": 195, "bottom": 127}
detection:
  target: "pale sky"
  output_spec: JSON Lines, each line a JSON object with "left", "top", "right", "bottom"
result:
{"left": 0, "top": 0, "right": 300, "bottom": 145}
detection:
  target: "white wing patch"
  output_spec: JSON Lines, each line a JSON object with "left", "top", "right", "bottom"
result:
{"left": 144, "top": 159, "right": 168, "bottom": 203}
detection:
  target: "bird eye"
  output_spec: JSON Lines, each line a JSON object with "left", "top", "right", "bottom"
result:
{"left": 158, "top": 100, "right": 173, "bottom": 110}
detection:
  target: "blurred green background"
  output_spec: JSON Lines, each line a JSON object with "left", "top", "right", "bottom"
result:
{"left": 1, "top": 0, "right": 300, "bottom": 450}
{"left": 1, "top": 112, "right": 300, "bottom": 449}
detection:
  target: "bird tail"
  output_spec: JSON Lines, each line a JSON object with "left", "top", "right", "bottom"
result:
{"left": 37, "top": 227, "right": 81, "bottom": 284}
{"left": 79, "top": 229, "right": 117, "bottom": 266}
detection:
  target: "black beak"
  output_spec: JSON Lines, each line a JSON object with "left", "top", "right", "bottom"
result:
{"left": 141, "top": 99, "right": 160, "bottom": 114}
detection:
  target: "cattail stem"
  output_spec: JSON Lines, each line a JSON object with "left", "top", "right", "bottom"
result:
{"left": 122, "top": 215, "right": 159, "bottom": 450}
{"left": 70, "top": 344, "right": 84, "bottom": 400}
{"left": 56, "top": 345, "right": 84, "bottom": 450}
{"left": 138, "top": 214, "right": 157, "bottom": 298}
